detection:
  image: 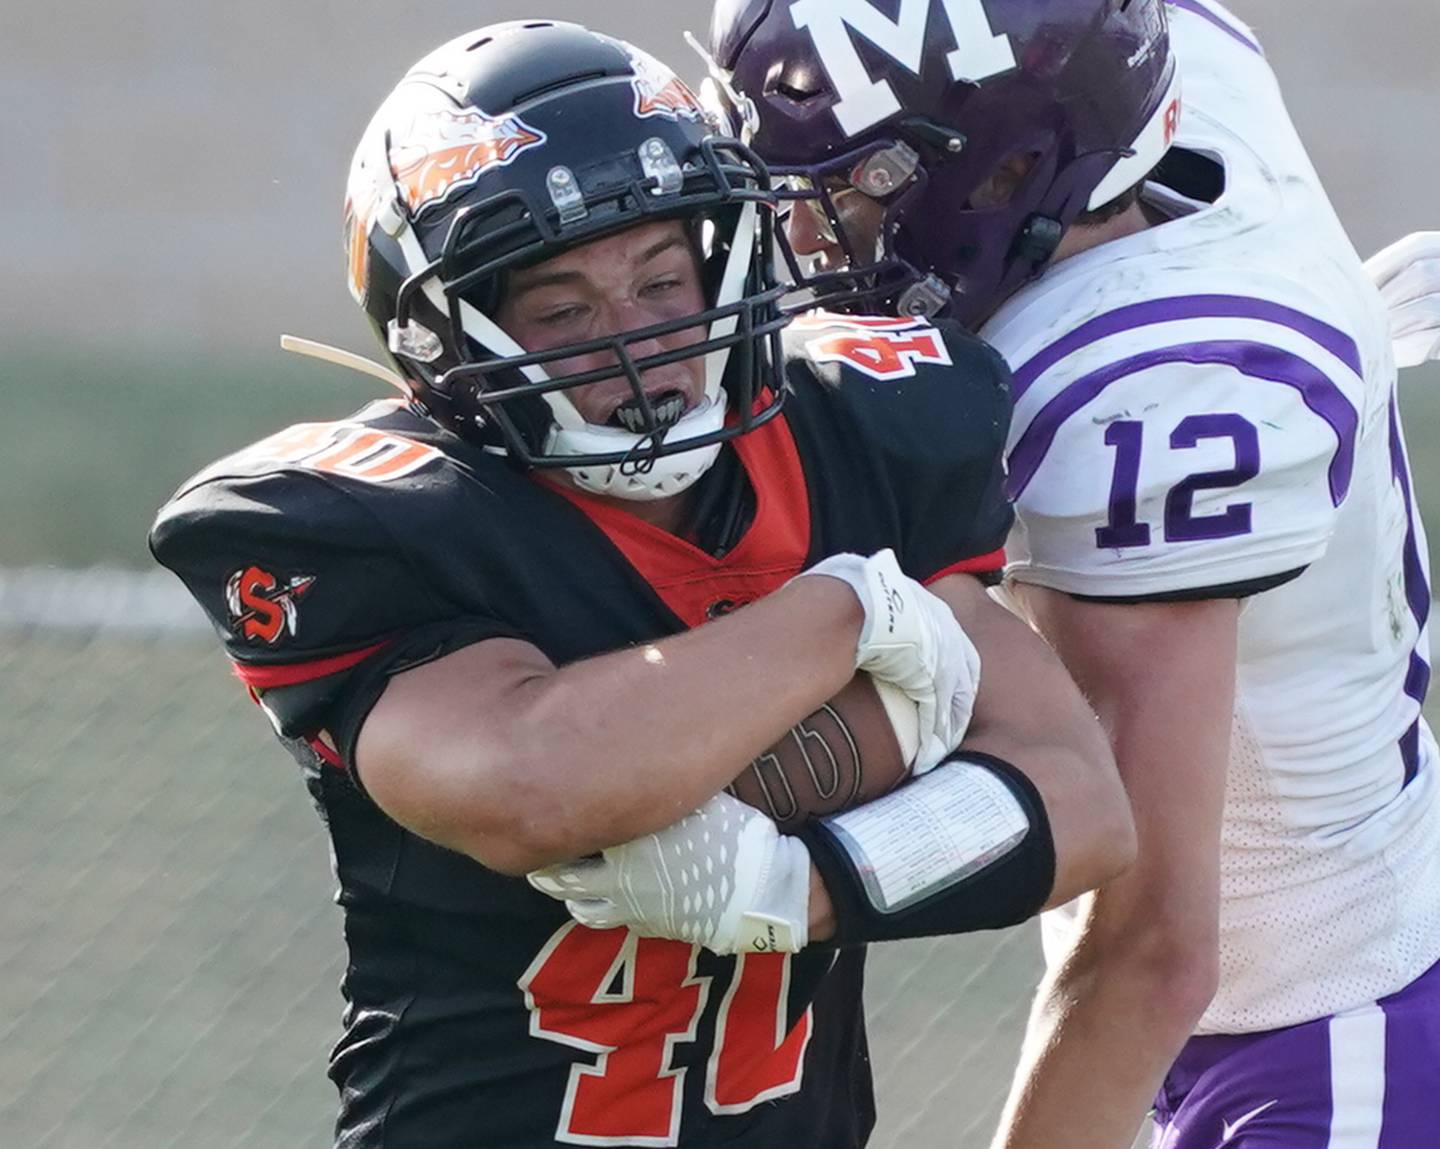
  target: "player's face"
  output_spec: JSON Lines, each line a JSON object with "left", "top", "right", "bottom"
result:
{"left": 785, "top": 181, "right": 886, "bottom": 273}
{"left": 784, "top": 152, "right": 1036, "bottom": 276}
{"left": 497, "top": 220, "right": 709, "bottom": 429}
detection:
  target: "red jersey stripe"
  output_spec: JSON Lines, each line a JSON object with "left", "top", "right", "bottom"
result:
{"left": 550, "top": 408, "right": 812, "bottom": 629}
{"left": 306, "top": 735, "right": 344, "bottom": 769}
{"left": 231, "top": 640, "right": 390, "bottom": 689}
{"left": 924, "top": 548, "right": 1007, "bottom": 585}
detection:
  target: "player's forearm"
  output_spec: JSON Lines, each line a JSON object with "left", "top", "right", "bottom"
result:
{"left": 387, "top": 576, "right": 864, "bottom": 873}
{"left": 991, "top": 588, "right": 1235, "bottom": 1148}
{"left": 989, "top": 744, "right": 1225, "bottom": 1147}
{"left": 504, "top": 580, "right": 862, "bottom": 853}
{"left": 991, "top": 925, "right": 1212, "bottom": 1149}
{"left": 929, "top": 577, "right": 1134, "bottom": 903}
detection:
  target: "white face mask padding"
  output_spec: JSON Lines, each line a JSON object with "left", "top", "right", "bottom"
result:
{"left": 393, "top": 204, "right": 749, "bottom": 501}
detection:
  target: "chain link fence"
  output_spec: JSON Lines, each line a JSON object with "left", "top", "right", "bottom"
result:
{"left": 0, "top": 628, "right": 1052, "bottom": 1149}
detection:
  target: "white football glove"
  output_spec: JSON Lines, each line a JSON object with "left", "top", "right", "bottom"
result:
{"left": 528, "top": 792, "right": 812, "bottom": 955}
{"left": 1365, "top": 231, "right": 1440, "bottom": 368}
{"left": 796, "top": 548, "right": 981, "bottom": 773}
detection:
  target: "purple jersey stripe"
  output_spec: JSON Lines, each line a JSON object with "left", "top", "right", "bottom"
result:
{"left": 1011, "top": 295, "right": 1362, "bottom": 402}
{"left": 1167, "top": 0, "right": 1265, "bottom": 56}
{"left": 1007, "top": 340, "right": 1359, "bottom": 503}
{"left": 1387, "top": 399, "right": 1431, "bottom": 626}
{"left": 1400, "top": 720, "right": 1421, "bottom": 784}
{"left": 1387, "top": 395, "right": 1431, "bottom": 786}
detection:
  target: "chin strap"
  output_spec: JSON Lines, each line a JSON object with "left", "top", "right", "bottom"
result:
{"left": 279, "top": 335, "right": 411, "bottom": 396}
{"left": 546, "top": 398, "right": 727, "bottom": 501}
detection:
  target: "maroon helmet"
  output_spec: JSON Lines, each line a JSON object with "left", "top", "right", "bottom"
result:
{"left": 706, "top": 0, "right": 1179, "bottom": 326}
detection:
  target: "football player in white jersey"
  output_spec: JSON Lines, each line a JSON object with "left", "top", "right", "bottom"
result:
{"left": 709, "top": 0, "right": 1440, "bottom": 1145}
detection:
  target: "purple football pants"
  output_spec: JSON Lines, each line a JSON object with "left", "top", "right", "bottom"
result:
{"left": 1149, "top": 958, "right": 1440, "bottom": 1147}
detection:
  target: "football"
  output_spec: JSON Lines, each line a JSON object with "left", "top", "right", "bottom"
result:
{"left": 727, "top": 672, "right": 920, "bottom": 832}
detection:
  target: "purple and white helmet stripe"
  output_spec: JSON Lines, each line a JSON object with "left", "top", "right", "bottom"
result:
{"left": 1167, "top": 0, "right": 1265, "bottom": 57}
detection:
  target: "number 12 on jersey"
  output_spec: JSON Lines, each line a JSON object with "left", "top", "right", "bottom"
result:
{"left": 1097, "top": 414, "right": 1260, "bottom": 549}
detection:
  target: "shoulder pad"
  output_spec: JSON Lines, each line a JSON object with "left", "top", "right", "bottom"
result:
{"left": 782, "top": 311, "right": 1011, "bottom": 473}
{"left": 779, "top": 312, "right": 1015, "bottom": 582}
{"left": 1008, "top": 353, "right": 1351, "bottom": 598}
{"left": 173, "top": 400, "right": 452, "bottom": 499}
{"left": 784, "top": 312, "right": 1005, "bottom": 389}
{"left": 149, "top": 467, "right": 444, "bottom": 663}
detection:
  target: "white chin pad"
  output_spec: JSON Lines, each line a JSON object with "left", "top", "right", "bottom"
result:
{"left": 546, "top": 396, "right": 728, "bottom": 501}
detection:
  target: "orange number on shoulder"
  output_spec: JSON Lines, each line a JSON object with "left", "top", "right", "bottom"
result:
{"left": 798, "top": 314, "right": 953, "bottom": 381}
{"left": 240, "top": 419, "right": 441, "bottom": 484}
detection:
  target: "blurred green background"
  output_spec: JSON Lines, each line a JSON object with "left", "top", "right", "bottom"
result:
{"left": 3, "top": 0, "right": 1438, "bottom": 572}
{"left": 4, "top": 351, "right": 1438, "bottom": 571}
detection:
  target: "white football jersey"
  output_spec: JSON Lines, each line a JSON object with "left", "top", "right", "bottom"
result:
{"left": 984, "top": 0, "right": 1440, "bottom": 1033}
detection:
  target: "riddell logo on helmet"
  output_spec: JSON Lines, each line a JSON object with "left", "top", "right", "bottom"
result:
{"left": 225, "top": 567, "right": 316, "bottom": 645}
{"left": 625, "top": 44, "right": 707, "bottom": 121}
{"left": 390, "top": 107, "right": 548, "bottom": 215}
{"left": 1163, "top": 96, "right": 1182, "bottom": 146}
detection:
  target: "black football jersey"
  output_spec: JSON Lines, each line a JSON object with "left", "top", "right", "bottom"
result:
{"left": 149, "top": 315, "right": 1013, "bottom": 1149}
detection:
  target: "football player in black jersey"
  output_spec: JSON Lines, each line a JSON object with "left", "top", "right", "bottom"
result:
{"left": 150, "top": 22, "right": 1132, "bottom": 1148}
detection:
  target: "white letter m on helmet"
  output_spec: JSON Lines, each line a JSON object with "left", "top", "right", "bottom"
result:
{"left": 789, "top": 0, "right": 1016, "bottom": 136}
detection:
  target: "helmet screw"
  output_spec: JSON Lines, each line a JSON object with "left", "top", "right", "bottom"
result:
{"left": 946, "top": 137, "right": 965, "bottom": 154}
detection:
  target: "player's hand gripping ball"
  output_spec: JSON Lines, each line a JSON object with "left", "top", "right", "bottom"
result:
{"left": 791, "top": 548, "right": 980, "bottom": 775}
{"left": 530, "top": 791, "right": 814, "bottom": 954}
{"left": 529, "top": 682, "right": 922, "bottom": 953}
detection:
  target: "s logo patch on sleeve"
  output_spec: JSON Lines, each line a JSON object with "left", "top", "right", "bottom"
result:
{"left": 225, "top": 567, "right": 316, "bottom": 645}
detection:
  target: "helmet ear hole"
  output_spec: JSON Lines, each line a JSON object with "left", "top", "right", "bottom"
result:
{"left": 965, "top": 150, "right": 1044, "bottom": 211}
